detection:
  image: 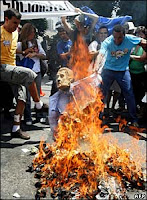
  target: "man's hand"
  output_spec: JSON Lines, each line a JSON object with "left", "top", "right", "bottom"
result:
{"left": 61, "top": 16, "right": 67, "bottom": 23}
{"left": 75, "top": 8, "right": 82, "bottom": 14}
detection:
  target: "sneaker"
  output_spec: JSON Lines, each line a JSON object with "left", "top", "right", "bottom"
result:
{"left": 26, "top": 121, "right": 32, "bottom": 126}
{"left": 11, "top": 129, "right": 30, "bottom": 140}
{"left": 35, "top": 103, "right": 48, "bottom": 113}
{"left": 131, "top": 122, "right": 139, "bottom": 128}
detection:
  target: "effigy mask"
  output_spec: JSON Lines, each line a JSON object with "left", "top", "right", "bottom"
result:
{"left": 56, "top": 67, "right": 74, "bottom": 90}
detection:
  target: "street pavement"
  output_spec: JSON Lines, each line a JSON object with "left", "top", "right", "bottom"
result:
{"left": 0, "top": 75, "right": 146, "bottom": 200}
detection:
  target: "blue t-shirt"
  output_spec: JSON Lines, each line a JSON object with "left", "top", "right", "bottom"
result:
{"left": 57, "top": 39, "right": 72, "bottom": 66}
{"left": 100, "top": 34, "right": 141, "bottom": 71}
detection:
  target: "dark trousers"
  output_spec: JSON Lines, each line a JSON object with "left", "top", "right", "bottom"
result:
{"left": 130, "top": 72, "right": 146, "bottom": 107}
{"left": 100, "top": 69, "right": 137, "bottom": 123}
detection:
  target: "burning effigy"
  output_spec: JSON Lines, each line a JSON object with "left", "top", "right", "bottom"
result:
{"left": 29, "top": 34, "right": 146, "bottom": 199}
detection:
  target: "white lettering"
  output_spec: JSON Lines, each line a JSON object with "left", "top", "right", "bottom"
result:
{"left": 3, "top": 0, "right": 66, "bottom": 13}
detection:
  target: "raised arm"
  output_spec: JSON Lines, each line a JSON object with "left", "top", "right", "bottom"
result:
{"left": 75, "top": 8, "right": 99, "bottom": 30}
{"left": 61, "top": 16, "right": 73, "bottom": 34}
{"left": 75, "top": 8, "right": 98, "bottom": 21}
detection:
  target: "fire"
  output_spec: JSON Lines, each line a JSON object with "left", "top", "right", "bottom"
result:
{"left": 116, "top": 116, "right": 146, "bottom": 139}
{"left": 32, "top": 35, "right": 146, "bottom": 199}
{"left": 69, "top": 33, "right": 91, "bottom": 81}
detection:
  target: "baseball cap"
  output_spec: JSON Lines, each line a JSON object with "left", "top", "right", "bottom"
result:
{"left": 55, "top": 21, "right": 65, "bottom": 32}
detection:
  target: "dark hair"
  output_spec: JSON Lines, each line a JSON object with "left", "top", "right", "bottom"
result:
{"left": 56, "top": 26, "right": 69, "bottom": 36}
{"left": 135, "top": 26, "right": 147, "bottom": 37}
{"left": 113, "top": 24, "right": 125, "bottom": 35}
{"left": 4, "top": 8, "right": 21, "bottom": 20}
{"left": 98, "top": 26, "right": 108, "bottom": 32}
{"left": 57, "top": 26, "right": 66, "bottom": 33}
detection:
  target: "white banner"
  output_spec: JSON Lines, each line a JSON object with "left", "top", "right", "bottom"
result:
{"left": 0, "top": 0, "right": 77, "bottom": 21}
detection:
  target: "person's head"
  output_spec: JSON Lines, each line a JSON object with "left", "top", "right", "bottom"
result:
{"left": 97, "top": 26, "right": 109, "bottom": 43}
{"left": 19, "top": 23, "right": 36, "bottom": 42}
{"left": 135, "top": 26, "right": 147, "bottom": 39}
{"left": 57, "top": 27, "right": 69, "bottom": 41}
{"left": 74, "top": 15, "right": 90, "bottom": 35}
{"left": 113, "top": 25, "right": 125, "bottom": 45}
{"left": 3, "top": 8, "right": 21, "bottom": 33}
{"left": 56, "top": 67, "right": 74, "bottom": 90}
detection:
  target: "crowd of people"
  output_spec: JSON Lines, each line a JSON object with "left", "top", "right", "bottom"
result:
{"left": 0, "top": 7, "right": 146, "bottom": 141}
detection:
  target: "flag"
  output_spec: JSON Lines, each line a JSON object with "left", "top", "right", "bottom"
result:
{"left": 80, "top": 6, "right": 132, "bottom": 35}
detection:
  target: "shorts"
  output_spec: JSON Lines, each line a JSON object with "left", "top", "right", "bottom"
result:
{"left": 0, "top": 64, "right": 37, "bottom": 87}
{"left": 10, "top": 83, "right": 27, "bottom": 103}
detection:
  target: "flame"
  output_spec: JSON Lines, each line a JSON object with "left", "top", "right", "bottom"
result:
{"left": 116, "top": 116, "right": 128, "bottom": 131}
{"left": 116, "top": 116, "right": 146, "bottom": 139}
{"left": 33, "top": 35, "right": 145, "bottom": 198}
{"left": 69, "top": 33, "right": 91, "bottom": 80}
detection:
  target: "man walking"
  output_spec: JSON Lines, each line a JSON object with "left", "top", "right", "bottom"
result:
{"left": 0, "top": 8, "right": 48, "bottom": 139}
{"left": 95, "top": 24, "right": 146, "bottom": 126}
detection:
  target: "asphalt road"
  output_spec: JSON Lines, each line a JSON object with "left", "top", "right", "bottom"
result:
{"left": 0, "top": 75, "right": 146, "bottom": 200}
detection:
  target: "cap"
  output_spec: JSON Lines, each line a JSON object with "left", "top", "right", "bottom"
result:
{"left": 55, "top": 21, "right": 65, "bottom": 32}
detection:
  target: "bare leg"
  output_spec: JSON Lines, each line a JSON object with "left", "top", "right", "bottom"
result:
{"left": 13, "top": 100, "right": 25, "bottom": 125}
{"left": 28, "top": 81, "right": 48, "bottom": 112}
{"left": 12, "top": 99, "right": 30, "bottom": 140}
{"left": 28, "top": 81, "right": 40, "bottom": 102}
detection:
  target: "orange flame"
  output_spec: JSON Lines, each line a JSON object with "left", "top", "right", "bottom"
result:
{"left": 33, "top": 35, "right": 145, "bottom": 198}
{"left": 69, "top": 33, "right": 91, "bottom": 80}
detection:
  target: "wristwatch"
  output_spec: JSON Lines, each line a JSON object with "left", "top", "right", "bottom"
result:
{"left": 22, "top": 51, "right": 25, "bottom": 55}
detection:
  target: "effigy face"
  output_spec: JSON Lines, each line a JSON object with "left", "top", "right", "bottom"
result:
{"left": 56, "top": 67, "right": 74, "bottom": 90}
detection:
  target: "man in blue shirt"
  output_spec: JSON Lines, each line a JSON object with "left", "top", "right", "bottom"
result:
{"left": 95, "top": 24, "right": 147, "bottom": 126}
{"left": 56, "top": 26, "right": 72, "bottom": 67}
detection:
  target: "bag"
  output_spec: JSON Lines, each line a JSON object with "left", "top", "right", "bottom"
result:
{"left": 40, "top": 59, "right": 48, "bottom": 77}
{"left": 16, "top": 57, "right": 35, "bottom": 69}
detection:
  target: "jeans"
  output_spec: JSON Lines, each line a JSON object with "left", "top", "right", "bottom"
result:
{"left": 100, "top": 69, "right": 137, "bottom": 123}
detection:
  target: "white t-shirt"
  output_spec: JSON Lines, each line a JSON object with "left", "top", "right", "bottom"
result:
{"left": 17, "top": 40, "right": 46, "bottom": 73}
{"left": 88, "top": 40, "right": 99, "bottom": 52}
{"left": 88, "top": 40, "right": 104, "bottom": 74}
